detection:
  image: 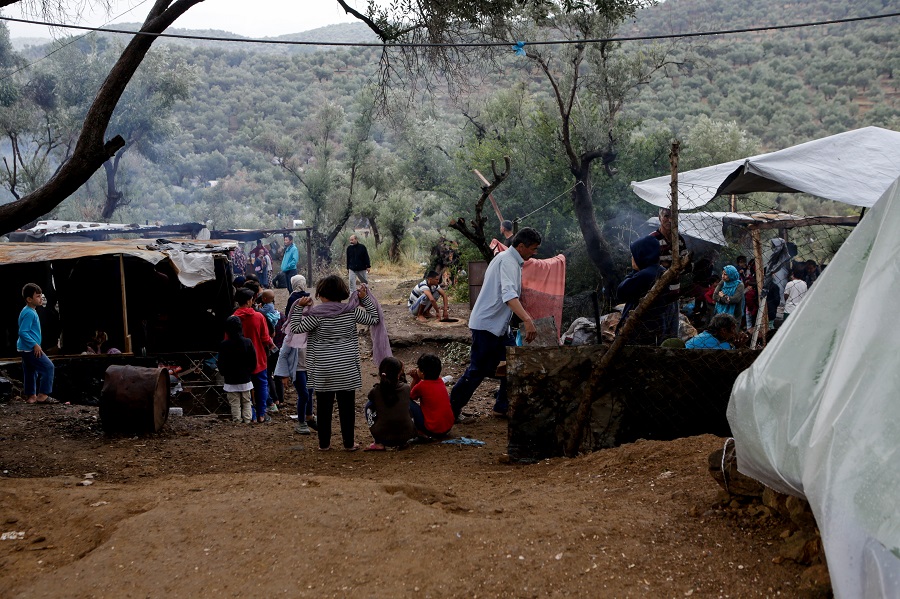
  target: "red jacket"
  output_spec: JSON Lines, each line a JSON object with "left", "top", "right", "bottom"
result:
{"left": 234, "top": 306, "right": 271, "bottom": 374}
{"left": 411, "top": 379, "right": 455, "bottom": 435}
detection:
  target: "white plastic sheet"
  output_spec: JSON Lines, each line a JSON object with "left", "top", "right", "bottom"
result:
{"left": 727, "top": 177, "right": 900, "bottom": 598}
{"left": 631, "top": 126, "right": 900, "bottom": 209}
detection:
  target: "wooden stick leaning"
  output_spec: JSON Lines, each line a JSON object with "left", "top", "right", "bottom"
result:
{"left": 563, "top": 265, "right": 683, "bottom": 456}
{"left": 563, "top": 141, "right": 683, "bottom": 457}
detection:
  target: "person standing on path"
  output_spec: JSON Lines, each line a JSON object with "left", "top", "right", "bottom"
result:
{"left": 290, "top": 275, "right": 380, "bottom": 451}
{"left": 18, "top": 283, "right": 54, "bottom": 404}
{"left": 346, "top": 234, "right": 371, "bottom": 290}
{"left": 449, "top": 228, "right": 541, "bottom": 420}
{"left": 280, "top": 234, "right": 299, "bottom": 284}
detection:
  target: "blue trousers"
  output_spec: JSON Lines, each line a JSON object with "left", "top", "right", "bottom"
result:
{"left": 251, "top": 369, "right": 269, "bottom": 420}
{"left": 410, "top": 400, "right": 450, "bottom": 437}
{"left": 293, "top": 371, "right": 313, "bottom": 419}
{"left": 449, "top": 328, "right": 515, "bottom": 417}
{"left": 20, "top": 351, "right": 54, "bottom": 396}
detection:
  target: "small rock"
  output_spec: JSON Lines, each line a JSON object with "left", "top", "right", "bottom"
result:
{"left": 31, "top": 536, "right": 46, "bottom": 544}
{"left": 78, "top": 480, "right": 93, "bottom": 486}
{"left": 799, "top": 563, "right": 831, "bottom": 593}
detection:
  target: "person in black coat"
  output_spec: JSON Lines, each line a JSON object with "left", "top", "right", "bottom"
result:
{"left": 219, "top": 315, "right": 257, "bottom": 423}
{"left": 346, "top": 234, "right": 371, "bottom": 290}
{"left": 616, "top": 235, "right": 670, "bottom": 346}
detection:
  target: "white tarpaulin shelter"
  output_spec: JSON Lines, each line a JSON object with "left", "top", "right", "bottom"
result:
{"left": 727, "top": 176, "right": 900, "bottom": 598}
{"left": 631, "top": 127, "right": 900, "bottom": 210}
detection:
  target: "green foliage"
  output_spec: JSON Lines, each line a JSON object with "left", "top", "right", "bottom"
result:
{"left": 1, "top": 0, "right": 894, "bottom": 281}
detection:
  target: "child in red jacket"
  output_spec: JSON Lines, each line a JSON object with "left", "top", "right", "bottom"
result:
{"left": 233, "top": 287, "right": 276, "bottom": 423}
{"left": 408, "top": 353, "right": 454, "bottom": 438}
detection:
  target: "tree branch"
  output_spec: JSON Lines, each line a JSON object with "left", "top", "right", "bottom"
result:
{"left": 449, "top": 156, "right": 511, "bottom": 261}
{"left": 0, "top": 0, "right": 204, "bottom": 234}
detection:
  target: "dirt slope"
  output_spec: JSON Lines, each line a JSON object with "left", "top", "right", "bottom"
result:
{"left": 0, "top": 276, "right": 814, "bottom": 597}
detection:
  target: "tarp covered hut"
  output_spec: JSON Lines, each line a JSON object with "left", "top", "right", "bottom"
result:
{"left": 0, "top": 239, "right": 235, "bottom": 358}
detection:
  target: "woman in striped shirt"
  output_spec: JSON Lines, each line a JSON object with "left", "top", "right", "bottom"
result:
{"left": 290, "top": 275, "right": 380, "bottom": 451}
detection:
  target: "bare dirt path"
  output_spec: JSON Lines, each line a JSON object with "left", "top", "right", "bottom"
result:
{"left": 0, "top": 275, "right": 813, "bottom": 597}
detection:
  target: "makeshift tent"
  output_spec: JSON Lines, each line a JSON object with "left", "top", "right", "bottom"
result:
{"left": 7, "top": 219, "right": 206, "bottom": 242}
{"left": 631, "top": 127, "right": 900, "bottom": 210}
{"left": 727, "top": 176, "right": 900, "bottom": 598}
{"left": 0, "top": 239, "right": 235, "bottom": 358}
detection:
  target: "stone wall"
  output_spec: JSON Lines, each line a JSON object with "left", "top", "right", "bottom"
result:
{"left": 506, "top": 345, "right": 759, "bottom": 461}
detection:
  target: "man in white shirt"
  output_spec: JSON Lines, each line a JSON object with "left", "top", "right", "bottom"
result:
{"left": 449, "top": 228, "right": 541, "bottom": 420}
{"left": 783, "top": 267, "right": 808, "bottom": 319}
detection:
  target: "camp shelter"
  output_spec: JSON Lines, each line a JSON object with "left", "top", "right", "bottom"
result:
{"left": 6, "top": 219, "right": 207, "bottom": 242}
{"left": 0, "top": 239, "right": 235, "bottom": 359}
{"left": 630, "top": 126, "right": 900, "bottom": 210}
{"left": 727, "top": 176, "right": 900, "bottom": 598}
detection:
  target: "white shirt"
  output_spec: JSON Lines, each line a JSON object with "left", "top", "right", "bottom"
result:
{"left": 784, "top": 279, "right": 808, "bottom": 314}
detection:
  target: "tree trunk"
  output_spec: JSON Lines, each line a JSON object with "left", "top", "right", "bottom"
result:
{"left": 101, "top": 159, "right": 123, "bottom": 220}
{"left": 309, "top": 229, "right": 333, "bottom": 269}
{"left": 0, "top": 0, "right": 204, "bottom": 235}
{"left": 369, "top": 218, "right": 382, "bottom": 247}
{"left": 389, "top": 236, "right": 401, "bottom": 262}
{"left": 570, "top": 159, "right": 620, "bottom": 302}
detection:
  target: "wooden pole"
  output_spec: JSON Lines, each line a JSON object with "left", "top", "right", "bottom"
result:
{"left": 305, "top": 228, "right": 313, "bottom": 285}
{"left": 473, "top": 169, "right": 504, "bottom": 223}
{"left": 730, "top": 194, "right": 736, "bottom": 212}
{"left": 669, "top": 141, "right": 681, "bottom": 271}
{"left": 749, "top": 227, "right": 768, "bottom": 348}
{"left": 565, "top": 266, "right": 683, "bottom": 456}
{"left": 565, "top": 140, "right": 683, "bottom": 457}
{"left": 118, "top": 254, "right": 132, "bottom": 354}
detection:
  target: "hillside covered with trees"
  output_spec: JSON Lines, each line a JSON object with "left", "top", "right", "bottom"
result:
{"left": 0, "top": 0, "right": 896, "bottom": 281}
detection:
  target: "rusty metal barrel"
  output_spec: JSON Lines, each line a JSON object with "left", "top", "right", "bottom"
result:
{"left": 100, "top": 365, "right": 170, "bottom": 434}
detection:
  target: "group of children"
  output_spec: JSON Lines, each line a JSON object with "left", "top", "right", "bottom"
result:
{"left": 365, "top": 353, "right": 455, "bottom": 451}
{"left": 220, "top": 271, "right": 455, "bottom": 451}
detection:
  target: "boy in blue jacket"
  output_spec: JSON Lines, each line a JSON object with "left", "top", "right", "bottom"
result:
{"left": 18, "top": 283, "right": 55, "bottom": 404}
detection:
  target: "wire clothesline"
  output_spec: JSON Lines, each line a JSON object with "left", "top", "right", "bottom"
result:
{"left": 0, "top": 11, "right": 896, "bottom": 48}
{"left": 516, "top": 181, "right": 583, "bottom": 224}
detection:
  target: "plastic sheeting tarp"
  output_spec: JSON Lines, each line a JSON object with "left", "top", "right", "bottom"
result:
{"left": 0, "top": 239, "right": 232, "bottom": 288}
{"left": 631, "top": 126, "right": 900, "bottom": 210}
{"left": 726, "top": 176, "right": 900, "bottom": 598}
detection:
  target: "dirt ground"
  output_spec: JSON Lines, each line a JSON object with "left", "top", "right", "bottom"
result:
{"left": 0, "top": 275, "right": 820, "bottom": 598}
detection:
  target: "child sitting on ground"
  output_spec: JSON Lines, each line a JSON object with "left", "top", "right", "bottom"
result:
{"left": 364, "top": 357, "right": 417, "bottom": 451}
{"left": 408, "top": 353, "right": 455, "bottom": 439}
{"left": 219, "top": 315, "right": 256, "bottom": 423}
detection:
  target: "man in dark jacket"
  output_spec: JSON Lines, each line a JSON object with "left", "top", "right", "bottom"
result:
{"left": 616, "top": 235, "right": 669, "bottom": 346}
{"left": 346, "top": 234, "right": 371, "bottom": 290}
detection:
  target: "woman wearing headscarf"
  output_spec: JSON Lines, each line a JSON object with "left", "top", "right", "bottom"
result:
{"left": 713, "top": 265, "right": 744, "bottom": 319}
{"left": 276, "top": 274, "right": 317, "bottom": 434}
{"left": 285, "top": 274, "right": 308, "bottom": 314}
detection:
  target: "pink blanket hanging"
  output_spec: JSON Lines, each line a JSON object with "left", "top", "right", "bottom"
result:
{"left": 490, "top": 240, "right": 567, "bottom": 336}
